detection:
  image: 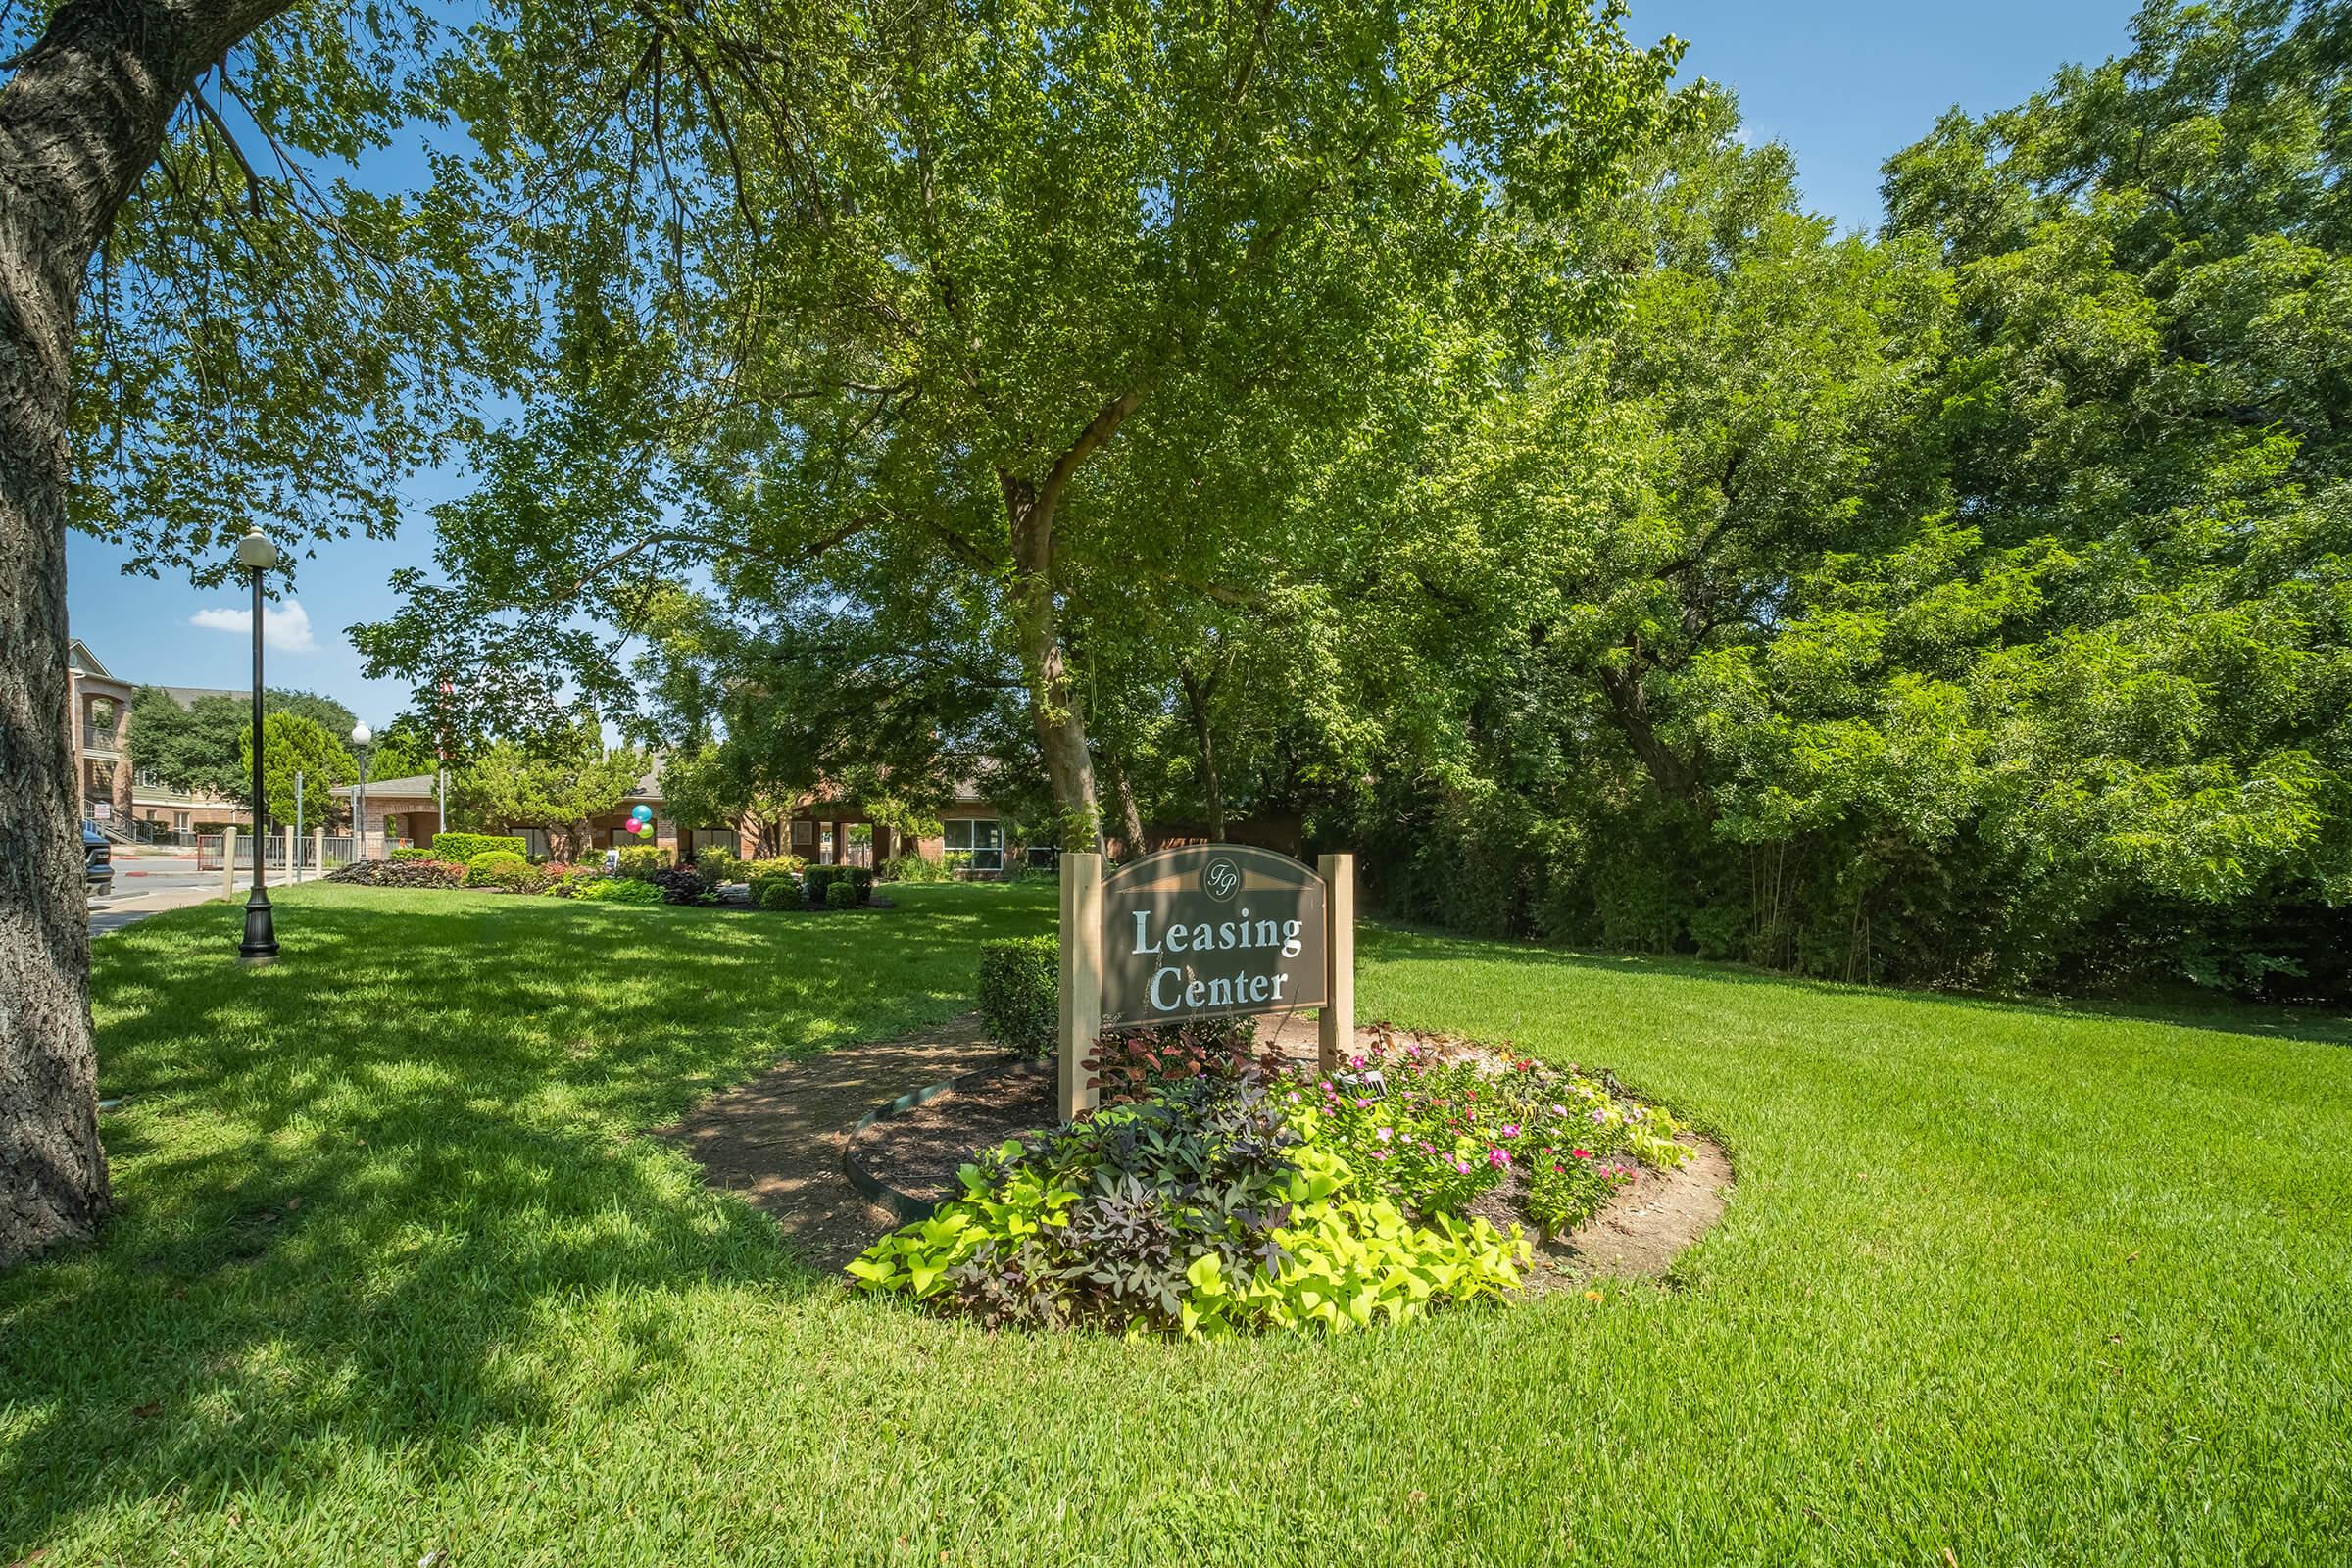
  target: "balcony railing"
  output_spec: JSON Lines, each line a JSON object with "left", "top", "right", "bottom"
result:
{"left": 80, "top": 723, "right": 121, "bottom": 754}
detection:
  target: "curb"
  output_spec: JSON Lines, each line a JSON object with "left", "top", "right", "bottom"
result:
{"left": 840, "top": 1056, "right": 1052, "bottom": 1225}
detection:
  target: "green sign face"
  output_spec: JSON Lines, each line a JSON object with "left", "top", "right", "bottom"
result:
{"left": 1099, "top": 845, "right": 1328, "bottom": 1032}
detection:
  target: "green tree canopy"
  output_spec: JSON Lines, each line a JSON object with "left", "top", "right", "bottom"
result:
{"left": 357, "top": 0, "right": 1683, "bottom": 849}
{"left": 237, "top": 710, "right": 357, "bottom": 828}
{"left": 450, "top": 729, "right": 647, "bottom": 862}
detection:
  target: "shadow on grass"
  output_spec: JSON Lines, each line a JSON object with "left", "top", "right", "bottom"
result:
{"left": 0, "top": 882, "right": 1053, "bottom": 1550}
{"left": 1360, "top": 919, "right": 2352, "bottom": 1050}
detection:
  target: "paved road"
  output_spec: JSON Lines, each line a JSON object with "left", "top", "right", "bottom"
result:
{"left": 89, "top": 853, "right": 226, "bottom": 937}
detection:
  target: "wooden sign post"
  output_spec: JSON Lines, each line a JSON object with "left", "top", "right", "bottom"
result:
{"left": 1056, "top": 852, "right": 1104, "bottom": 1122}
{"left": 1317, "top": 853, "right": 1354, "bottom": 1073}
{"left": 1060, "top": 844, "right": 1356, "bottom": 1122}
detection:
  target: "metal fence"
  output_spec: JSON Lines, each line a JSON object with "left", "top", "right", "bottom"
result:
{"left": 197, "top": 832, "right": 361, "bottom": 874}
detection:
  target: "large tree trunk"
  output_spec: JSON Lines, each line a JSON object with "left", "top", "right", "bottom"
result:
{"left": 1596, "top": 660, "right": 1704, "bottom": 806}
{"left": 1101, "top": 749, "right": 1147, "bottom": 858}
{"left": 1178, "top": 665, "right": 1224, "bottom": 842}
{"left": 997, "top": 389, "right": 1146, "bottom": 852}
{"left": 0, "top": 0, "right": 291, "bottom": 1268}
{"left": 1003, "top": 487, "right": 1100, "bottom": 848}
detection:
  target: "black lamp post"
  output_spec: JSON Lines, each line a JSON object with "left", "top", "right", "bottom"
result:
{"left": 235, "top": 527, "right": 281, "bottom": 962}
{"left": 350, "top": 721, "right": 372, "bottom": 859}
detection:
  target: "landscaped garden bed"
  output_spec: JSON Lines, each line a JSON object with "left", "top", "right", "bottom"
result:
{"left": 845, "top": 1021, "right": 1713, "bottom": 1335}
{"left": 324, "top": 838, "right": 902, "bottom": 911}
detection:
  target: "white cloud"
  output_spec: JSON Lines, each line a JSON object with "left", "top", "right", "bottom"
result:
{"left": 189, "top": 599, "right": 323, "bottom": 655}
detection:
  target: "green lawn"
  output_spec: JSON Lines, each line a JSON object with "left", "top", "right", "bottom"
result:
{"left": 4, "top": 884, "right": 2349, "bottom": 1564}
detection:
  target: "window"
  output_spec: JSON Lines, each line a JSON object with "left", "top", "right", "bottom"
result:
{"left": 943, "top": 818, "right": 1003, "bottom": 871}
{"left": 516, "top": 827, "right": 550, "bottom": 858}
{"left": 690, "top": 827, "right": 736, "bottom": 854}
{"left": 173, "top": 812, "right": 189, "bottom": 832}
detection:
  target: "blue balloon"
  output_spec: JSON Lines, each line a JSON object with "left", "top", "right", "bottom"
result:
{"left": 632, "top": 805, "right": 653, "bottom": 822}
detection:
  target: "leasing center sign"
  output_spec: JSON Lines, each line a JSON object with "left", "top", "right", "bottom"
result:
{"left": 1099, "top": 846, "right": 1328, "bottom": 1031}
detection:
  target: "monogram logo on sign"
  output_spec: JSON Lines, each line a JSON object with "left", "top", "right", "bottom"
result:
{"left": 1201, "top": 856, "right": 1242, "bottom": 903}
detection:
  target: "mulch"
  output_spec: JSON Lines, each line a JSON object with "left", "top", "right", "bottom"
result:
{"left": 667, "top": 1008, "right": 1734, "bottom": 1288}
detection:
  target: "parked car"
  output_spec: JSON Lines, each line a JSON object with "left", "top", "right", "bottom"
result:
{"left": 83, "top": 820, "right": 114, "bottom": 901}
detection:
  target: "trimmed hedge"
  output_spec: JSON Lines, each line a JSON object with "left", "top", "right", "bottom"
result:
{"left": 464, "top": 851, "right": 546, "bottom": 893}
{"left": 978, "top": 936, "right": 1057, "bottom": 1057}
{"left": 431, "top": 832, "right": 527, "bottom": 862}
{"left": 744, "top": 856, "right": 806, "bottom": 906}
{"left": 823, "top": 878, "right": 858, "bottom": 909}
{"left": 388, "top": 846, "right": 434, "bottom": 861}
{"left": 804, "top": 865, "right": 874, "bottom": 906}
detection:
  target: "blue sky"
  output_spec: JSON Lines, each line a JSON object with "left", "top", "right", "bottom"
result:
{"left": 66, "top": 0, "right": 2142, "bottom": 721}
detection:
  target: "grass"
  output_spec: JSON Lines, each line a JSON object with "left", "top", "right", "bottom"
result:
{"left": 4, "top": 884, "right": 2349, "bottom": 1564}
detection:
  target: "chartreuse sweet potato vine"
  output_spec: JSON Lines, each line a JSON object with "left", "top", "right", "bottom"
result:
{"left": 846, "top": 1033, "right": 1689, "bottom": 1336}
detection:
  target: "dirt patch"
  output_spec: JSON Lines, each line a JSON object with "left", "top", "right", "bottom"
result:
{"left": 1489, "top": 1136, "right": 1735, "bottom": 1294}
{"left": 850, "top": 1059, "right": 1054, "bottom": 1202}
{"left": 667, "top": 1010, "right": 1732, "bottom": 1285}
{"left": 654, "top": 1014, "right": 1003, "bottom": 1270}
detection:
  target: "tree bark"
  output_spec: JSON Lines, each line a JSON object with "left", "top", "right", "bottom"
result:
{"left": 1178, "top": 665, "right": 1224, "bottom": 842}
{"left": 1102, "top": 749, "right": 1148, "bottom": 858}
{"left": 0, "top": 0, "right": 292, "bottom": 1268}
{"left": 1595, "top": 660, "right": 1704, "bottom": 805}
{"left": 998, "top": 386, "right": 1146, "bottom": 852}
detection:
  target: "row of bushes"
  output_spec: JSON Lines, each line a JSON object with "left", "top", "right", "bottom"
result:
{"left": 326, "top": 851, "right": 680, "bottom": 904}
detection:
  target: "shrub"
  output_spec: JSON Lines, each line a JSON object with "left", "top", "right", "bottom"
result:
{"left": 575, "top": 875, "right": 662, "bottom": 904}
{"left": 1086, "top": 1017, "right": 1265, "bottom": 1106}
{"left": 846, "top": 1077, "right": 1529, "bottom": 1337}
{"left": 464, "top": 851, "right": 547, "bottom": 893}
{"left": 388, "top": 846, "right": 433, "bottom": 861}
{"left": 884, "top": 853, "right": 950, "bottom": 884}
{"left": 431, "top": 832, "right": 527, "bottom": 862}
{"left": 824, "top": 878, "right": 858, "bottom": 909}
{"left": 1282, "top": 1031, "right": 1689, "bottom": 1238}
{"left": 694, "top": 846, "right": 745, "bottom": 885}
{"left": 538, "top": 862, "right": 594, "bottom": 897}
{"left": 807, "top": 865, "right": 875, "bottom": 905}
{"left": 324, "top": 858, "right": 464, "bottom": 890}
{"left": 648, "top": 866, "right": 712, "bottom": 906}
{"left": 612, "top": 844, "right": 670, "bottom": 879}
{"left": 744, "top": 856, "right": 806, "bottom": 906}
{"left": 977, "top": 936, "right": 1058, "bottom": 1057}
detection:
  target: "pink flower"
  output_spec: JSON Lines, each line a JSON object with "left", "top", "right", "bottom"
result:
{"left": 1372, "top": 1150, "right": 1390, "bottom": 1161}
{"left": 1500, "top": 1123, "right": 1520, "bottom": 1139}
{"left": 1349, "top": 1054, "right": 1366, "bottom": 1069}
{"left": 1451, "top": 1159, "right": 1472, "bottom": 1174}
{"left": 1354, "top": 1097, "right": 1371, "bottom": 1108}
{"left": 1572, "top": 1148, "right": 1592, "bottom": 1159}
{"left": 1591, "top": 1108, "right": 1607, "bottom": 1124}
{"left": 1375, "top": 1127, "right": 1393, "bottom": 1142}
{"left": 1487, "top": 1148, "right": 1510, "bottom": 1168}
{"left": 1550, "top": 1104, "right": 1568, "bottom": 1117}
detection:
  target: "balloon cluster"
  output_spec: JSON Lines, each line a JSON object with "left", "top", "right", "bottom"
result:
{"left": 624, "top": 804, "right": 655, "bottom": 838}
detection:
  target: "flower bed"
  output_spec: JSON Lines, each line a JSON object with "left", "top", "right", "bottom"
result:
{"left": 846, "top": 1026, "right": 1691, "bottom": 1337}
